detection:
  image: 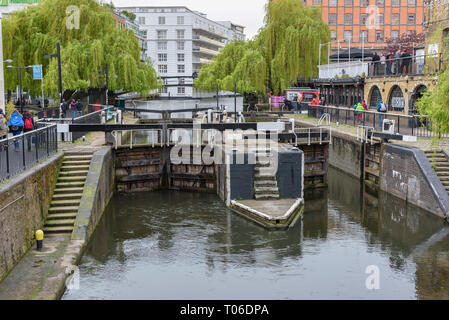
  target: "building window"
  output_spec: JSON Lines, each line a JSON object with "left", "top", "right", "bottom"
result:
{"left": 360, "top": 14, "right": 367, "bottom": 25}
{"left": 344, "top": 0, "right": 353, "bottom": 6}
{"left": 391, "top": 0, "right": 400, "bottom": 5}
{"left": 376, "top": 14, "right": 384, "bottom": 25}
{"left": 177, "top": 41, "right": 185, "bottom": 50}
{"left": 178, "top": 87, "right": 185, "bottom": 95}
{"left": 344, "top": 31, "right": 353, "bottom": 42}
{"left": 375, "top": 31, "right": 384, "bottom": 42}
{"left": 158, "top": 65, "right": 167, "bottom": 74}
{"left": 392, "top": 14, "right": 400, "bottom": 25}
{"left": 328, "top": 14, "right": 337, "bottom": 25}
{"left": 376, "top": 0, "right": 384, "bottom": 6}
{"left": 158, "top": 87, "right": 168, "bottom": 94}
{"left": 360, "top": 30, "right": 368, "bottom": 42}
{"left": 177, "top": 29, "right": 185, "bottom": 39}
{"left": 157, "top": 30, "right": 167, "bottom": 40}
{"left": 407, "top": 0, "right": 416, "bottom": 5}
{"left": 177, "top": 53, "right": 185, "bottom": 62}
{"left": 390, "top": 30, "right": 399, "bottom": 39}
{"left": 177, "top": 16, "right": 184, "bottom": 25}
{"left": 313, "top": 0, "right": 321, "bottom": 4}
{"left": 330, "top": 30, "right": 337, "bottom": 41}
{"left": 344, "top": 14, "right": 353, "bottom": 25}
{"left": 157, "top": 41, "right": 167, "bottom": 50}
{"left": 138, "top": 17, "right": 145, "bottom": 25}
{"left": 408, "top": 14, "right": 415, "bottom": 25}
{"left": 360, "top": 0, "right": 369, "bottom": 6}
{"left": 177, "top": 65, "right": 185, "bottom": 73}
{"left": 329, "top": 0, "right": 337, "bottom": 6}
{"left": 158, "top": 16, "right": 165, "bottom": 25}
{"left": 158, "top": 53, "right": 167, "bottom": 62}
{"left": 179, "top": 78, "right": 185, "bottom": 85}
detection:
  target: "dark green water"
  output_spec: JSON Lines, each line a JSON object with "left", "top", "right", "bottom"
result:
{"left": 63, "top": 167, "right": 449, "bottom": 300}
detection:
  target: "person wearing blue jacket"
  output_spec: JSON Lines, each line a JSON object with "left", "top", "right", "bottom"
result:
{"left": 376, "top": 100, "right": 387, "bottom": 128}
{"left": 8, "top": 110, "right": 24, "bottom": 151}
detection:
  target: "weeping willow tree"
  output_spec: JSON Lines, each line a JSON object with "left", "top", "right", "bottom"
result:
{"left": 195, "top": 0, "right": 330, "bottom": 95}
{"left": 2, "top": 0, "right": 160, "bottom": 101}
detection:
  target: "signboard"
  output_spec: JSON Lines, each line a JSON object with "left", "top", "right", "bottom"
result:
{"left": 391, "top": 97, "right": 405, "bottom": 111}
{"left": 32, "top": 64, "right": 42, "bottom": 80}
{"left": 1, "top": 0, "right": 40, "bottom": 6}
{"left": 428, "top": 43, "right": 439, "bottom": 58}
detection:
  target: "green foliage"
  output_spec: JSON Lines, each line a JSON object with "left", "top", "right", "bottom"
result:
{"left": 194, "top": 0, "right": 330, "bottom": 95}
{"left": 120, "top": 10, "right": 136, "bottom": 22}
{"left": 2, "top": 0, "right": 159, "bottom": 99}
{"left": 5, "top": 101, "right": 15, "bottom": 118}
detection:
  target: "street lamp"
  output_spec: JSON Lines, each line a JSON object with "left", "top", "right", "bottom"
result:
{"left": 43, "top": 42, "right": 63, "bottom": 104}
{"left": 6, "top": 63, "right": 33, "bottom": 113}
{"left": 98, "top": 63, "right": 109, "bottom": 107}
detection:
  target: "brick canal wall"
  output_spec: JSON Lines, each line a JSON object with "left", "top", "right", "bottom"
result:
{"left": 0, "top": 153, "right": 63, "bottom": 281}
{"left": 381, "top": 144, "right": 449, "bottom": 219}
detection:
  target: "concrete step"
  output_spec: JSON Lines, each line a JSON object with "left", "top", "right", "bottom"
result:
{"left": 45, "top": 219, "right": 76, "bottom": 227}
{"left": 46, "top": 213, "right": 77, "bottom": 220}
{"left": 59, "top": 170, "right": 89, "bottom": 177}
{"left": 54, "top": 187, "right": 84, "bottom": 194}
{"left": 254, "top": 175, "right": 276, "bottom": 181}
{"left": 51, "top": 199, "right": 80, "bottom": 207}
{"left": 255, "top": 187, "right": 279, "bottom": 194}
{"left": 64, "top": 155, "right": 93, "bottom": 162}
{"left": 437, "top": 171, "right": 449, "bottom": 176}
{"left": 424, "top": 150, "right": 442, "bottom": 154}
{"left": 48, "top": 206, "right": 79, "bottom": 214}
{"left": 255, "top": 162, "right": 271, "bottom": 168}
{"left": 64, "top": 151, "right": 93, "bottom": 156}
{"left": 254, "top": 181, "right": 278, "bottom": 188}
{"left": 56, "top": 179, "right": 86, "bottom": 189}
{"left": 43, "top": 226, "right": 74, "bottom": 234}
{"left": 62, "top": 160, "right": 91, "bottom": 166}
{"left": 255, "top": 193, "right": 280, "bottom": 200}
{"left": 52, "top": 193, "right": 83, "bottom": 201}
{"left": 60, "top": 165, "right": 90, "bottom": 172}
{"left": 57, "top": 176, "right": 87, "bottom": 183}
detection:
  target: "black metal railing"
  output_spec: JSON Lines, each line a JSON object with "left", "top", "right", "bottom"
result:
{"left": 307, "top": 104, "right": 449, "bottom": 138}
{"left": 0, "top": 124, "right": 58, "bottom": 182}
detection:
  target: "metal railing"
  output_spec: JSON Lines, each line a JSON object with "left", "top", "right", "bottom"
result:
{"left": 0, "top": 124, "right": 58, "bottom": 182}
{"left": 307, "top": 104, "right": 448, "bottom": 138}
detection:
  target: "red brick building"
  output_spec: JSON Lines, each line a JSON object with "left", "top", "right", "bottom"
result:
{"left": 273, "top": 0, "right": 425, "bottom": 53}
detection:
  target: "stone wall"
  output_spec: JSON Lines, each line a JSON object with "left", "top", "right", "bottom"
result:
{"left": 328, "top": 132, "right": 364, "bottom": 179}
{"left": 380, "top": 144, "right": 449, "bottom": 219}
{"left": 0, "top": 153, "right": 63, "bottom": 281}
{"left": 72, "top": 147, "right": 115, "bottom": 242}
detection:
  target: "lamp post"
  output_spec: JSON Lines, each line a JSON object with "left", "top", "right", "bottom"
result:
{"left": 44, "top": 42, "right": 63, "bottom": 104}
{"left": 0, "top": 17, "right": 4, "bottom": 111}
{"left": 6, "top": 64, "right": 33, "bottom": 113}
{"left": 98, "top": 63, "right": 109, "bottom": 106}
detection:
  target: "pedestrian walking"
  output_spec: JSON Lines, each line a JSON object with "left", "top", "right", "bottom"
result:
{"left": 60, "top": 100, "right": 68, "bottom": 118}
{"left": 8, "top": 109, "right": 24, "bottom": 151}
{"left": 22, "top": 110, "right": 35, "bottom": 151}
{"left": 376, "top": 100, "right": 387, "bottom": 128}
{"left": 70, "top": 98, "right": 77, "bottom": 119}
{"left": 76, "top": 99, "right": 83, "bottom": 117}
{"left": 356, "top": 102, "right": 365, "bottom": 124}
{"left": 0, "top": 109, "right": 8, "bottom": 140}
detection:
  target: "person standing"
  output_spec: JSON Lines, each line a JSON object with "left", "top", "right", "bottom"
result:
{"left": 22, "top": 111, "right": 35, "bottom": 151}
{"left": 380, "top": 53, "right": 386, "bottom": 75}
{"left": 76, "top": 99, "right": 83, "bottom": 117}
{"left": 70, "top": 98, "right": 77, "bottom": 119}
{"left": 376, "top": 100, "right": 387, "bottom": 128}
{"left": 356, "top": 102, "right": 365, "bottom": 124}
{"left": 8, "top": 109, "right": 24, "bottom": 151}
{"left": 362, "top": 99, "right": 368, "bottom": 111}
{"left": 372, "top": 52, "right": 380, "bottom": 76}
{"left": 0, "top": 109, "right": 8, "bottom": 140}
{"left": 394, "top": 50, "right": 401, "bottom": 75}
{"left": 386, "top": 53, "right": 393, "bottom": 75}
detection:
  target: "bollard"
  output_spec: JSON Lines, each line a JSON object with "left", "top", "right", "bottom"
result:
{"left": 36, "top": 230, "right": 44, "bottom": 250}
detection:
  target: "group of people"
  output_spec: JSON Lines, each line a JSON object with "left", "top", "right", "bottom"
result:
{"left": 59, "top": 98, "right": 83, "bottom": 119}
{"left": 0, "top": 108, "right": 35, "bottom": 151}
{"left": 353, "top": 99, "right": 388, "bottom": 127}
{"left": 372, "top": 49, "right": 412, "bottom": 76}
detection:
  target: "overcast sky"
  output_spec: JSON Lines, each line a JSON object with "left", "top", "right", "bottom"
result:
{"left": 111, "top": 0, "right": 267, "bottom": 39}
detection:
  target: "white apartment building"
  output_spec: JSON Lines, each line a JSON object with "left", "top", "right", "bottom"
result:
{"left": 0, "top": 0, "right": 39, "bottom": 18}
{"left": 116, "top": 6, "right": 246, "bottom": 98}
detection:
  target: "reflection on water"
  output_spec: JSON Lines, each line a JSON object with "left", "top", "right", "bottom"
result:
{"left": 63, "top": 167, "right": 449, "bottom": 300}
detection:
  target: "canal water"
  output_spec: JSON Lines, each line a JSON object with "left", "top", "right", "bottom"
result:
{"left": 63, "top": 167, "right": 449, "bottom": 300}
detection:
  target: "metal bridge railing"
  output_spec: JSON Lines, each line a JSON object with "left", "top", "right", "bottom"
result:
{"left": 0, "top": 124, "right": 58, "bottom": 182}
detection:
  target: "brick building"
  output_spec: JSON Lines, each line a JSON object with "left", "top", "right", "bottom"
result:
{"left": 291, "top": 0, "right": 425, "bottom": 53}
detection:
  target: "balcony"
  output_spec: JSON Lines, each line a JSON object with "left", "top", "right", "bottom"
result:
{"left": 192, "top": 46, "right": 219, "bottom": 57}
{"left": 192, "top": 57, "right": 212, "bottom": 64}
{"left": 192, "top": 34, "right": 225, "bottom": 48}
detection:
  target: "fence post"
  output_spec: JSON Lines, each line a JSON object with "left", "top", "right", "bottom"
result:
{"left": 46, "top": 127, "right": 49, "bottom": 157}
{"left": 397, "top": 115, "right": 400, "bottom": 134}
{"left": 35, "top": 131, "right": 39, "bottom": 162}
{"left": 412, "top": 115, "right": 415, "bottom": 136}
{"left": 55, "top": 126, "right": 58, "bottom": 153}
{"left": 22, "top": 134, "right": 26, "bottom": 169}
{"left": 6, "top": 136, "right": 10, "bottom": 177}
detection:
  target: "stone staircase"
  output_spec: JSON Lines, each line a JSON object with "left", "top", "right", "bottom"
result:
{"left": 425, "top": 150, "right": 449, "bottom": 195}
{"left": 254, "top": 149, "right": 279, "bottom": 200}
{"left": 43, "top": 152, "right": 93, "bottom": 234}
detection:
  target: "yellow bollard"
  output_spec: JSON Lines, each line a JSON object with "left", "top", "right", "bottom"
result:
{"left": 35, "top": 230, "right": 44, "bottom": 250}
